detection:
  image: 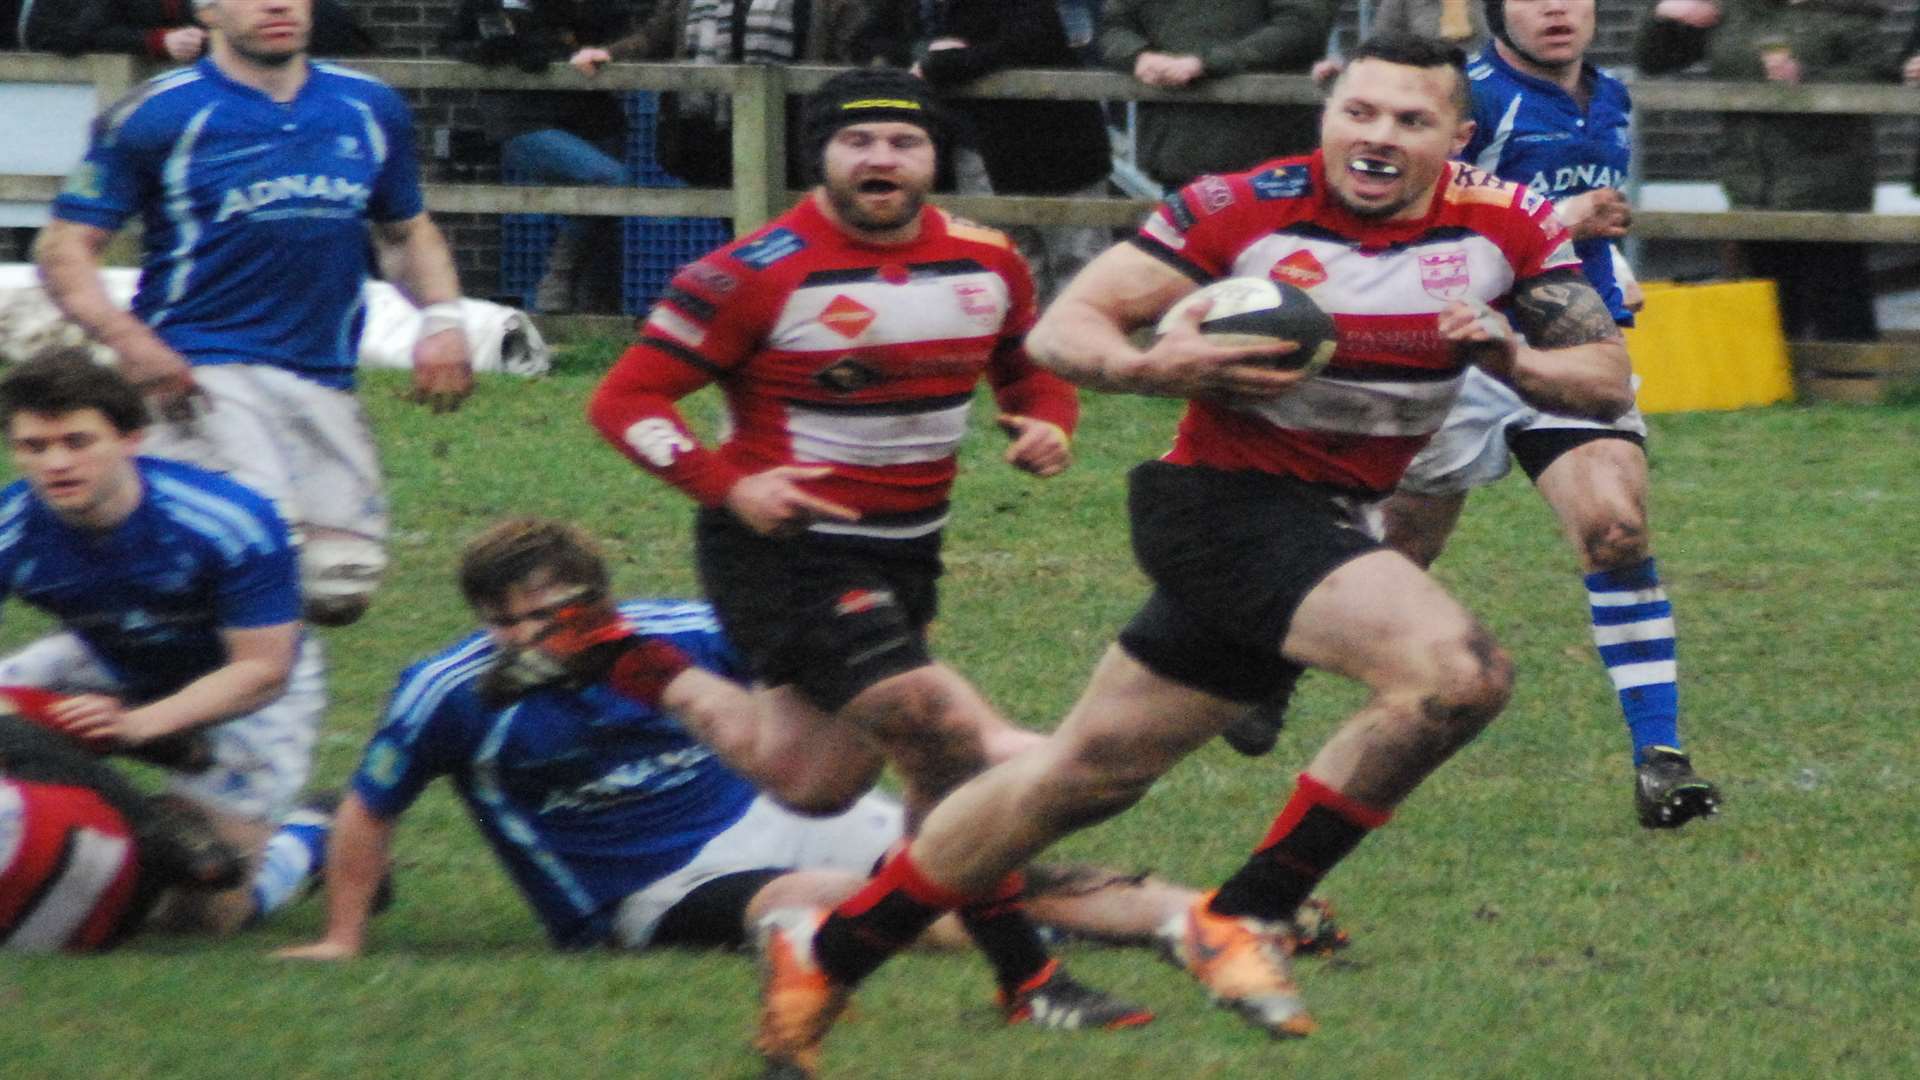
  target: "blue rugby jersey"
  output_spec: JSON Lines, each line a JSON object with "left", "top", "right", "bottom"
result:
{"left": 350, "top": 600, "right": 760, "bottom": 949}
{"left": 0, "top": 458, "right": 302, "bottom": 702}
{"left": 1463, "top": 46, "right": 1634, "bottom": 325}
{"left": 52, "top": 59, "right": 427, "bottom": 388}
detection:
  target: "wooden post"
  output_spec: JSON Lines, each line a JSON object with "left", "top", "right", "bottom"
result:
{"left": 728, "top": 65, "right": 787, "bottom": 237}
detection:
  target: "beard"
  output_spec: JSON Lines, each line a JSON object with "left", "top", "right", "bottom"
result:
{"left": 824, "top": 180, "right": 926, "bottom": 235}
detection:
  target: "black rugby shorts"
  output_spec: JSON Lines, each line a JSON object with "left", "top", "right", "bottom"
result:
{"left": 1117, "top": 460, "right": 1380, "bottom": 703}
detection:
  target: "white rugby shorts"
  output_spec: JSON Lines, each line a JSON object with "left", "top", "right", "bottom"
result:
{"left": 1397, "top": 366, "right": 1647, "bottom": 496}
{"left": 0, "top": 632, "right": 326, "bottom": 823}
{"left": 611, "top": 791, "right": 904, "bottom": 949}
{"left": 140, "top": 364, "right": 390, "bottom": 551}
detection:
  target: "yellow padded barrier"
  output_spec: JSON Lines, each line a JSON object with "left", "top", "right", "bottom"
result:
{"left": 1622, "top": 279, "right": 1796, "bottom": 413}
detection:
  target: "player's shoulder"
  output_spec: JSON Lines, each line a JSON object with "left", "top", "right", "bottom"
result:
{"left": 0, "top": 482, "right": 37, "bottom": 552}
{"left": 1177, "top": 157, "right": 1316, "bottom": 221}
{"left": 1439, "top": 161, "right": 1534, "bottom": 212}
{"left": 617, "top": 598, "right": 723, "bottom": 635}
{"left": 310, "top": 62, "right": 406, "bottom": 107}
{"left": 138, "top": 457, "right": 293, "bottom": 555}
{"left": 94, "top": 65, "right": 214, "bottom": 146}
{"left": 387, "top": 631, "right": 497, "bottom": 726}
{"left": 934, "top": 208, "right": 1015, "bottom": 252}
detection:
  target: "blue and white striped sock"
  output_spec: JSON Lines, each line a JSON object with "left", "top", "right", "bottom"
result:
{"left": 248, "top": 807, "right": 330, "bottom": 922}
{"left": 1586, "top": 557, "right": 1679, "bottom": 766}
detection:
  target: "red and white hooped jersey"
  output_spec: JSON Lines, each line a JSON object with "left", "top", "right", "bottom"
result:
{"left": 1133, "top": 151, "right": 1581, "bottom": 495}
{"left": 591, "top": 196, "right": 1078, "bottom": 541}
{"left": 0, "top": 777, "right": 141, "bottom": 952}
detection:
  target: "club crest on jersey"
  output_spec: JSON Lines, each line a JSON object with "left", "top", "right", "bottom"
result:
{"left": 734, "top": 227, "right": 806, "bottom": 269}
{"left": 1270, "top": 249, "right": 1328, "bottom": 290}
{"left": 1192, "top": 175, "right": 1234, "bottom": 215}
{"left": 819, "top": 295, "right": 877, "bottom": 339}
{"left": 814, "top": 356, "right": 884, "bottom": 394}
{"left": 1418, "top": 249, "right": 1470, "bottom": 301}
{"left": 951, "top": 282, "right": 1002, "bottom": 323}
{"left": 1251, "top": 165, "right": 1312, "bottom": 201}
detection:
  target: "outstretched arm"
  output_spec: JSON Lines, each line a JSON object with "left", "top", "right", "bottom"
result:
{"left": 275, "top": 793, "right": 395, "bottom": 960}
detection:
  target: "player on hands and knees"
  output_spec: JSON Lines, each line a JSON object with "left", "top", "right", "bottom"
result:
{"left": 736, "top": 34, "right": 1633, "bottom": 1065}
{"left": 0, "top": 350, "right": 333, "bottom": 935}
{"left": 1378, "top": 0, "right": 1719, "bottom": 828}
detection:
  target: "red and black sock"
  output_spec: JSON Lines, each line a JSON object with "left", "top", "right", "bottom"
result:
{"left": 955, "top": 872, "right": 1052, "bottom": 993}
{"left": 812, "top": 846, "right": 967, "bottom": 986}
{"left": 1210, "top": 773, "right": 1392, "bottom": 922}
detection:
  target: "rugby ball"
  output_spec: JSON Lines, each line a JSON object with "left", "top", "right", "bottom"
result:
{"left": 1155, "top": 277, "right": 1337, "bottom": 375}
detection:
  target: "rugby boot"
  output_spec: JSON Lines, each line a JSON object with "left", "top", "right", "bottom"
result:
{"left": 1290, "top": 896, "right": 1352, "bottom": 958}
{"left": 754, "top": 908, "right": 851, "bottom": 1080}
{"left": 997, "top": 958, "right": 1154, "bottom": 1030}
{"left": 1158, "top": 890, "right": 1315, "bottom": 1038}
{"left": 1634, "top": 746, "right": 1722, "bottom": 829}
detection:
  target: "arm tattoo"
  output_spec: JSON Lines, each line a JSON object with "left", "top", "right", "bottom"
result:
{"left": 1508, "top": 268, "right": 1621, "bottom": 349}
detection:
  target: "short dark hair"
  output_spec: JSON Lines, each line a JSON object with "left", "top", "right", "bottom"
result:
{"left": 0, "top": 347, "right": 148, "bottom": 436}
{"left": 458, "top": 517, "right": 611, "bottom": 612}
{"left": 1340, "top": 33, "right": 1472, "bottom": 118}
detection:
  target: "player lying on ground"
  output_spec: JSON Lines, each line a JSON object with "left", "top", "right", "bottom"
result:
{"left": 276, "top": 519, "right": 1348, "bottom": 975}
{"left": 0, "top": 705, "right": 244, "bottom": 952}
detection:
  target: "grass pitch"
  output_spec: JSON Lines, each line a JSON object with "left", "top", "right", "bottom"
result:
{"left": 2, "top": 362, "right": 1917, "bottom": 1079}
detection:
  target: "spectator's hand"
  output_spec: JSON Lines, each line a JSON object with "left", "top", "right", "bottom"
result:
{"left": 1652, "top": 0, "right": 1719, "bottom": 28}
{"left": 1904, "top": 53, "right": 1920, "bottom": 85}
{"left": 997, "top": 415, "right": 1071, "bottom": 477}
{"left": 570, "top": 47, "right": 612, "bottom": 76}
{"left": 1158, "top": 55, "right": 1205, "bottom": 87}
{"left": 1759, "top": 47, "right": 1800, "bottom": 84}
{"left": 410, "top": 329, "right": 474, "bottom": 414}
{"left": 927, "top": 37, "right": 967, "bottom": 51}
{"left": 1133, "top": 51, "right": 1177, "bottom": 85}
{"left": 1311, "top": 57, "right": 1345, "bottom": 88}
{"left": 724, "top": 466, "right": 859, "bottom": 537}
{"left": 163, "top": 27, "right": 208, "bottom": 61}
{"left": 1555, "top": 189, "right": 1633, "bottom": 241}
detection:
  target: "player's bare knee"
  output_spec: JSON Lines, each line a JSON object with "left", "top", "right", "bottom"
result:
{"left": 1417, "top": 625, "right": 1512, "bottom": 744}
{"left": 1578, "top": 516, "right": 1650, "bottom": 571}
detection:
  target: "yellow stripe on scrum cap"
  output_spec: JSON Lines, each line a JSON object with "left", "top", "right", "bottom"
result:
{"left": 840, "top": 98, "right": 924, "bottom": 111}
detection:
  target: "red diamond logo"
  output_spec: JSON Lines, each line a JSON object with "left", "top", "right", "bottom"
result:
{"left": 820, "top": 295, "right": 877, "bottom": 339}
{"left": 1270, "top": 250, "right": 1328, "bottom": 290}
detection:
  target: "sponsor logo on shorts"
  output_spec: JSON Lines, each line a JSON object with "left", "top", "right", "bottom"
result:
{"left": 363, "top": 739, "right": 406, "bottom": 788}
{"left": 835, "top": 588, "right": 896, "bottom": 616}
{"left": 1250, "top": 164, "right": 1312, "bottom": 201}
{"left": 1192, "top": 175, "right": 1234, "bottom": 215}
{"left": 1418, "top": 249, "right": 1470, "bottom": 302}
{"left": 1270, "top": 249, "right": 1328, "bottom": 290}
{"left": 819, "top": 295, "right": 878, "bottom": 339}
{"left": 814, "top": 357, "right": 884, "bottom": 393}
{"left": 733, "top": 227, "right": 807, "bottom": 269}
{"left": 60, "top": 162, "right": 102, "bottom": 200}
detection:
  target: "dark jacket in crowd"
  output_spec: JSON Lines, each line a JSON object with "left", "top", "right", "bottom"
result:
{"left": 21, "top": 0, "right": 374, "bottom": 59}
{"left": 1098, "top": 0, "right": 1335, "bottom": 188}
{"left": 1634, "top": 0, "right": 1895, "bottom": 212}
{"left": 440, "top": 0, "right": 648, "bottom": 147}
{"left": 913, "top": 0, "right": 1112, "bottom": 195}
